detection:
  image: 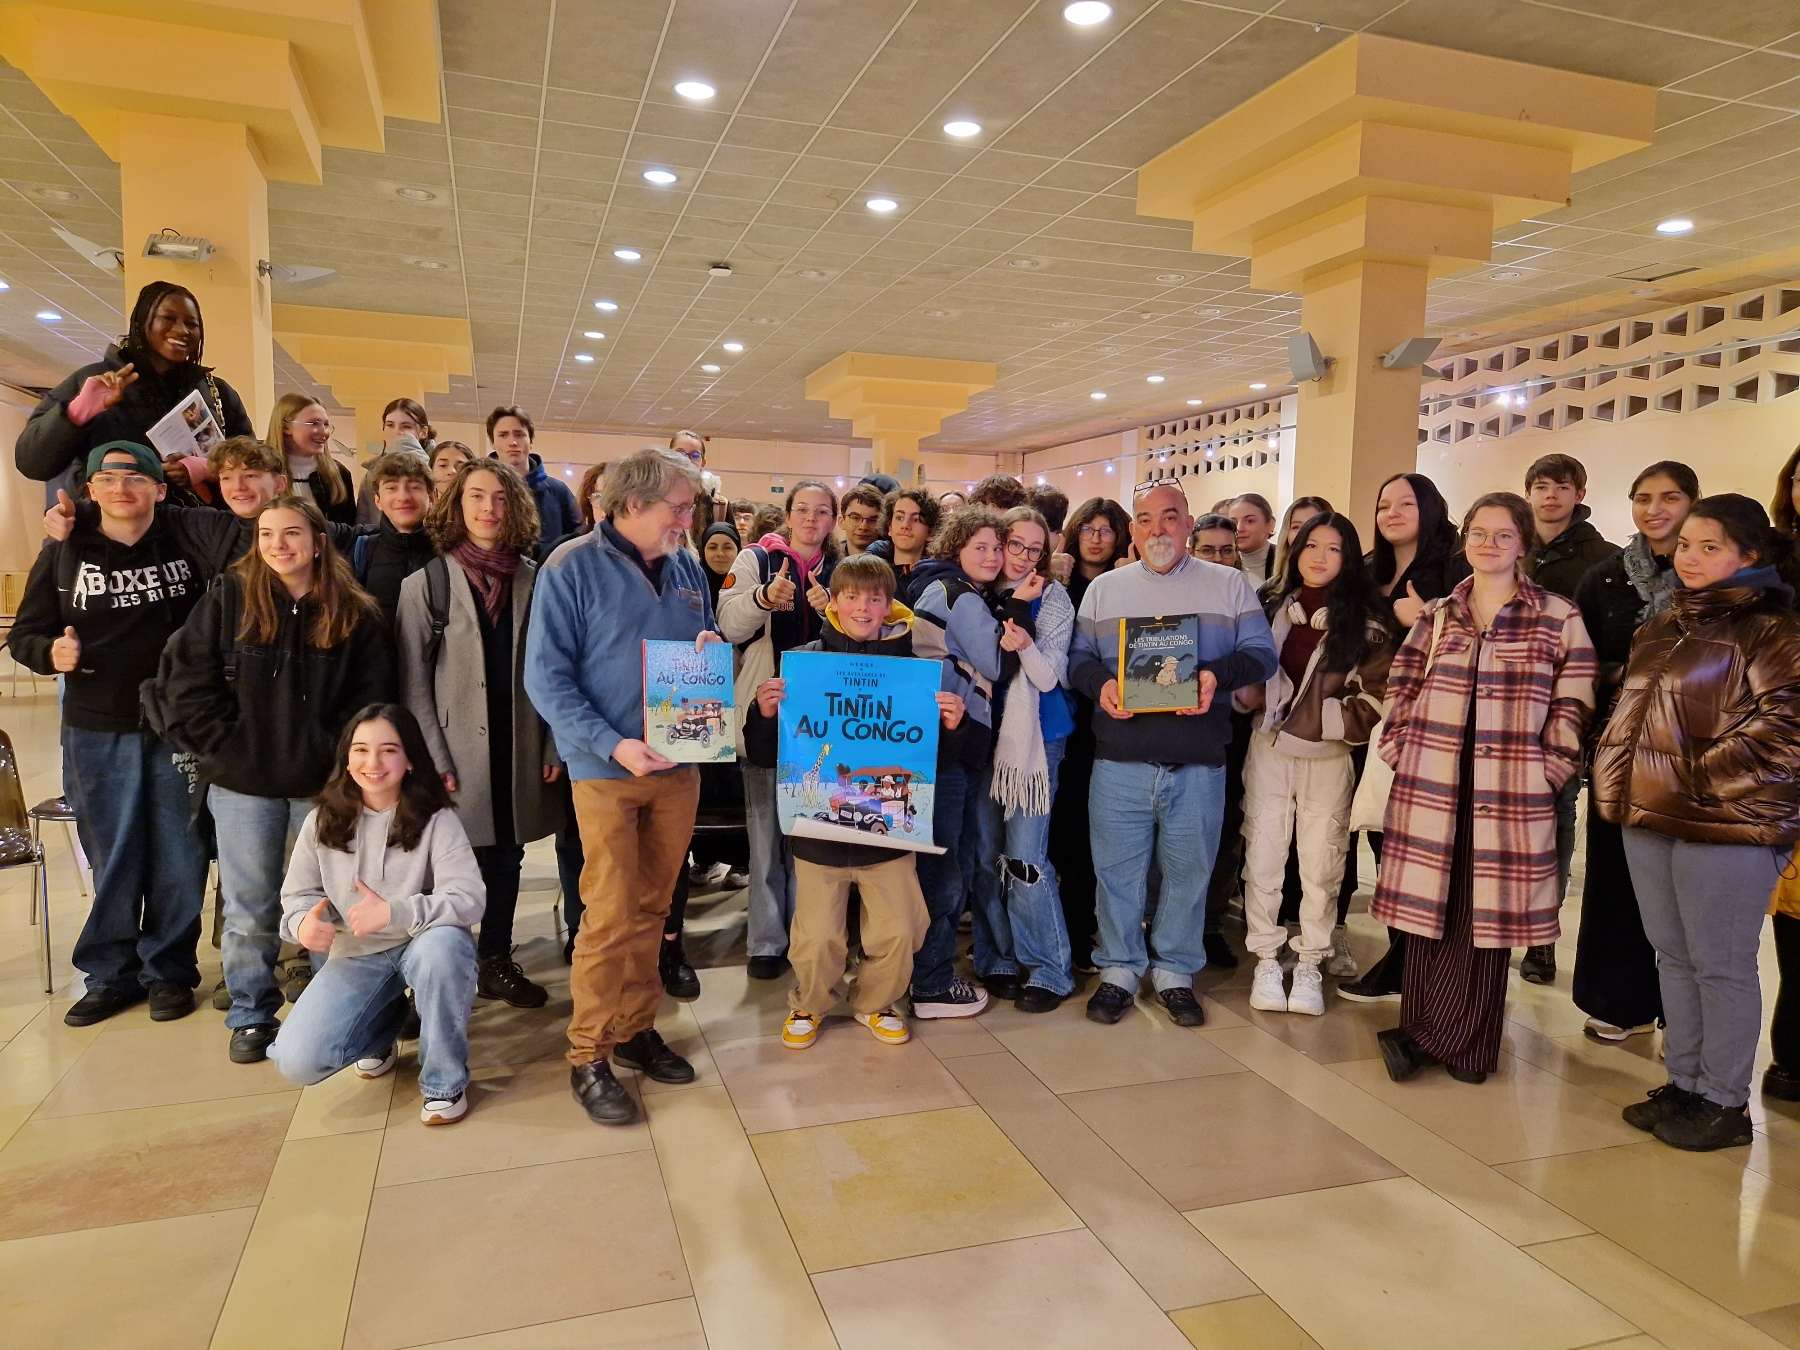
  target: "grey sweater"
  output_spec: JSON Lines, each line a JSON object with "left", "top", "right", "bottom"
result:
{"left": 279, "top": 806, "right": 486, "bottom": 959}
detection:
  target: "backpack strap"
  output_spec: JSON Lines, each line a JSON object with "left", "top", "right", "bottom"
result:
{"left": 351, "top": 533, "right": 373, "bottom": 585}
{"left": 421, "top": 556, "right": 451, "bottom": 676}
{"left": 217, "top": 575, "right": 240, "bottom": 684}
{"left": 53, "top": 540, "right": 81, "bottom": 625}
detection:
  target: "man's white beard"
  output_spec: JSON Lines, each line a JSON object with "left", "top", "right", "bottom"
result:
{"left": 1141, "top": 535, "right": 1179, "bottom": 570}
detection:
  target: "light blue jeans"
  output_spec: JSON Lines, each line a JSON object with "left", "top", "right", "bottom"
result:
{"left": 742, "top": 763, "right": 795, "bottom": 957}
{"left": 209, "top": 786, "right": 313, "bottom": 1030}
{"left": 270, "top": 926, "right": 478, "bottom": 1101}
{"left": 974, "top": 740, "right": 1073, "bottom": 995}
{"left": 1089, "top": 759, "right": 1225, "bottom": 990}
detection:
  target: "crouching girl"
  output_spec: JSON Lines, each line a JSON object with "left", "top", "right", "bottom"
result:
{"left": 270, "top": 704, "right": 486, "bottom": 1125}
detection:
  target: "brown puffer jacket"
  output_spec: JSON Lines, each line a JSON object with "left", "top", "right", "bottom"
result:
{"left": 1591, "top": 576, "right": 1800, "bottom": 846}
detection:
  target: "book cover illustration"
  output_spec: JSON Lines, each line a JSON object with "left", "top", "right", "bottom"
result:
{"left": 642, "top": 639, "right": 736, "bottom": 762}
{"left": 1117, "top": 614, "right": 1200, "bottom": 712}
{"left": 776, "top": 650, "right": 944, "bottom": 854}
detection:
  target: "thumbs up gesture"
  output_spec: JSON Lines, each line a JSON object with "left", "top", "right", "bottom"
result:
{"left": 763, "top": 556, "right": 797, "bottom": 611}
{"left": 296, "top": 898, "right": 337, "bottom": 953}
{"left": 1393, "top": 580, "right": 1426, "bottom": 629}
{"left": 44, "top": 488, "right": 76, "bottom": 542}
{"left": 805, "top": 568, "right": 831, "bottom": 614}
{"left": 50, "top": 625, "right": 81, "bottom": 673}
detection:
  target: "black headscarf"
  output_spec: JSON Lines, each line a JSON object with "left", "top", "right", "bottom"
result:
{"left": 700, "top": 521, "right": 740, "bottom": 605}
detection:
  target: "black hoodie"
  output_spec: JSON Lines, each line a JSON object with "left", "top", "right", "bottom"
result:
{"left": 8, "top": 519, "right": 201, "bottom": 732}
{"left": 152, "top": 573, "right": 396, "bottom": 798}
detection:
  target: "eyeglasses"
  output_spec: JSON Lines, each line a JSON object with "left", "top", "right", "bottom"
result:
{"left": 1005, "top": 539, "right": 1045, "bottom": 562}
{"left": 1076, "top": 525, "right": 1114, "bottom": 540}
{"left": 1465, "top": 529, "right": 1521, "bottom": 547}
{"left": 90, "top": 471, "right": 153, "bottom": 488}
{"left": 295, "top": 419, "right": 332, "bottom": 432}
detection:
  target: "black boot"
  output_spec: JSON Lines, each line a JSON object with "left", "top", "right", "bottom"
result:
{"left": 1519, "top": 944, "right": 1557, "bottom": 985}
{"left": 659, "top": 936, "right": 701, "bottom": 1000}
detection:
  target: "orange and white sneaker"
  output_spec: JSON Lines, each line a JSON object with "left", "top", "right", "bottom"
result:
{"left": 782, "top": 1011, "right": 818, "bottom": 1049}
{"left": 855, "top": 1009, "right": 910, "bottom": 1045}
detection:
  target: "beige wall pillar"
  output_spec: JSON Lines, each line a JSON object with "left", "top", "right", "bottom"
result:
{"left": 806, "top": 353, "right": 997, "bottom": 483}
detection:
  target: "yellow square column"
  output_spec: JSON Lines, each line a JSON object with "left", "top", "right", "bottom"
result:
{"left": 805, "top": 353, "right": 997, "bottom": 480}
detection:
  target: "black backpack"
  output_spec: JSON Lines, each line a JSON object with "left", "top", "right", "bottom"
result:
{"left": 139, "top": 575, "right": 240, "bottom": 751}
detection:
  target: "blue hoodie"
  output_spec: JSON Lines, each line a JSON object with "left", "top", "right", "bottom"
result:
{"left": 525, "top": 526, "right": 716, "bottom": 781}
{"left": 495, "top": 451, "right": 581, "bottom": 552}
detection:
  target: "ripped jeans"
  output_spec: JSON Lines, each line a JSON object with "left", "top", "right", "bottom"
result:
{"left": 972, "top": 738, "right": 1073, "bottom": 996}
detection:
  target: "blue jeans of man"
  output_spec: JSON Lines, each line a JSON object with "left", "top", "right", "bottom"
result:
{"left": 1089, "top": 759, "right": 1225, "bottom": 990}
{"left": 967, "top": 761, "right": 1009, "bottom": 978}
{"left": 61, "top": 726, "right": 209, "bottom": 994}
{"left": 741, "top": 763, "right": 795, "bottom": 957}
{"left": 911, "top": 760, "right": 972, "bottom": 1000}
{"left": 209, "top": 786, "right": 313, "bottom": 1030}
{"left": 976, "top": 739, "right": 1072, "bottom": 995}
{"left": 270, "top": 926, "right": 478, "bottom": 1101}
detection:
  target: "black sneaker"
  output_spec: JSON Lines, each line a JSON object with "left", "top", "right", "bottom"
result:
{"left": 1654, "top": 1097, "right": 1753, "bottom": 1151}
{"left": 1622, "top": 1083, "right": 1704, "bottom": 1133}
{"left": 659, "top": 939, "right": 701, "bottom": 1001}
{"left": 1764, "top": 1064, "right": 1800, "bottom": 1102}
{"left": 911, "top": 978, "right": 990, "bottom": 1019}
{"left": 1447, "top": 1067, "right": 1488, "bottom": 1085}
{"left": 1377, "top": 1027, "right": 1435, "bottom": 1083}
{"left": 477, "top": 956, "right": 549, "bottom": 1009}
{"left": 571, "top": 1060, "right": 637, "bottom": 1126}
{"left": 746, "top": 954, "right": 790, "bottom": 981}
{"left": 280, "top": 958, "right": 314, "bottom": 1003}
{"left": 63, "top": 986, "right": 146, "bottom": 1027}
{"left": 400, "top": 991, "right": 421, "bottom": 1040}
{"left": 1203, "top": 932, "right": 1239, "bottom": 971}
{"left": 1337, "top": 975, "right": 1402, "bottom": 1003}
{"left": 1015, "top": 985, "right": 1064, "bottom": 1014}
{"left": 981, "top": 972, "right": 1022, "bottom": 1001}
{"left": 612, "top": 1028, "right": 696, "bottom": 1084}
{"left": 1085, "top": 981, "right": 1136, "bottom": 1025}
{"left": 147, "top": 981, "right": 196, "bottom": 1022}
{"left": 1157, "top": 986, "right": 1206, "bottom": 1027}
{"left": 1519, "top": 944, "right": 1557, "bottom": 985}
{"left": 229, "top": 1023, "right": 279, "bottom": 1064}
{"left": 210, "top": 978, "right": 232, "bottom": 1011}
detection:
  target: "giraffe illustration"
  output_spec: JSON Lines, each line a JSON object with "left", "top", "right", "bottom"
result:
{"left": 800, "top": 743, "right": 832, "bottom": 807}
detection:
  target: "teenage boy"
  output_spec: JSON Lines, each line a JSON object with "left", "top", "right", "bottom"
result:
{"left": 1228, "top": 494, "right": 1275, "bottom": 585}
{"left": 488, "top": 405, "right": 580, "bottom": 546}
{"left": 1520, "top": 452, "right": 1616, "bottom": 985}
{"left": 743, "top": 555, "right": 966, "bottom": 1048}
{"left": 354, "top": 449, "right": 439, "bottom": 621}
{"left": 1068, "top": 483, "right": 1277, "bottom": 1026}
{"left": 8, "top": 442, "right": 209, "bottom": 1025}
{"left": 839, "top": 483, "right": 884, "bottom": 555}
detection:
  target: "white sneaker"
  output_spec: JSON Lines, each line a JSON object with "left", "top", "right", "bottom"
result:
{"left": 420, "top": 1091, "right": 468, "bottom": 1125}
{"left": 1325, "top": 926, "right": 1359, "bottom": 978}
{"left": 1249, "top": 958, "right": 1288, "bottom": 1012}
{"left": 354, "top": 1046, "right": 398, "bottom": 1079}
{"left": 1288, "top": 963, "right": 1326, "bottom": 1016}
{"left": 854, "top": 1009, "right": 910, "bottom": 1045}
{"left": 1583, "top": 1016, "right": 1657, "bottom": 1043}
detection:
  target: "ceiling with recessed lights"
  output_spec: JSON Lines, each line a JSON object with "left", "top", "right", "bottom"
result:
{"left": 0, "top": 0, "right": 1798, "bottom": 453}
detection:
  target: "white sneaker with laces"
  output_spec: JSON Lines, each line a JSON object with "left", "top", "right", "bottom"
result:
{"left": 1325, "top": 926, "right": 1359, "bottom": 978}
{"left": 1584, "top": 1016, "right": 1657, "bottom": 1043}
{"left": 354, "top": 1046, "right": 398, "bottom": 1079}
{"left": 1249, "top": 958, "right": 1288, "bottom": 1013}
{"left": 420, "top": 1092, "right": 468, "bottom": 1125}
{"left": 854, "top": 1009, "right": 910, "bottom": 1044}
{"left": 1288, "top": 963, "right": 1326, "bottom": 1016}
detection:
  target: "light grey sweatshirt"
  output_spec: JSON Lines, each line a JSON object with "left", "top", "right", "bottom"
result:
{"left": 279, "top": 805, "right": 486, "bottom": 959}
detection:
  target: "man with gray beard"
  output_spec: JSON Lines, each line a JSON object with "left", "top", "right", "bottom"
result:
{"left": 1065, "top": 482, "right": 1277, "bottom": 1028}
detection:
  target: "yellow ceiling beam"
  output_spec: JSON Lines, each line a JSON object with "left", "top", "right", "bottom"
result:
{"left": 273, "top": 303, "right": 472, "bottom": 406}
{"left": 806, "top": 352, "right": 997, "bottom": 474}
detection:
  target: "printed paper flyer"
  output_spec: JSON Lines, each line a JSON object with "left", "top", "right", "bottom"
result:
{"left": 642, "top": 639, "right": 736, "bottom": 762}
{"left": 776, "top": 650, "right": 943, "bottom": 854}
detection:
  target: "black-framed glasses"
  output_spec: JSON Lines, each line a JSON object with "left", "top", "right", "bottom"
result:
{"left": 1005, "top": 539, "right": 1045, "bottom": 562}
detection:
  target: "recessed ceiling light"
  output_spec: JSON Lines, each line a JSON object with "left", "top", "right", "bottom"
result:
{"left": 574, "top": 353, "right": 594, "bottom": 363}
{"left": 866, "top": 197, "right": 898, "bottom": 212}
{"left": 0, "top": 279, "right": 10, "bottom": 291}
{"left": 594, "top": 300, "right": 618, "bottom": 311}
{"left": 1187, "top": 399, "right": 1203, "bottom": 406}
{"left": 749, "top": 315, "right": 774, "bottom": 324}
{"left": 1008, "top": 257, "right": 1042, "bottom": 269}
{"left": 794, "top": 268, "right": 828, "bottom": 279}
{"left": 36, "top": 310, "right": 61, "bottom": 322}
{"left": 396, "top": 186, "right": 436, "bottom": 202}
{"left": 405, "top": 257, "right": 448, "bottom": 269}
{"left": 1655, "top": 218, "right": 1694, "bottom": 235}
{"left": 583, "top": 330, "right": 605, "bottom": 339}
{"left": 1064, "top": 2, "right": 1112, "bottom": 24}
{"left": 924, "top": 309, "right": 951, "bottom": 318}
{"left": 643, "top": 169, "right": 678, "bottom": 185}
{"left": 1050, "top": 319, "right": 1078, "bottom": 329}
{"left": 701, "top": 364, "right": 721, "bottom": 373}
{"left": 1249, "top": 382, "right": 1267, "bottom": 390}
{"left": 613, "top": 248, "right": 642, "bottom": 261}
{"left": 943, "top": 120, "right": 982, "bottom": 138}
{"left": 674, "top": 80, "right": 715, "bottom": 100}
{"left": 1089, "top": 391, "right": 1107, "bottom": 400}
{"left": 721, "top": 341, "right": 744, "bottom": 353}
{"left": 1155, "top": 273, "right": 1186, "bottom": 283}
{"left": 1629, "top": 286, "right": 1659, "bottom": 297}
{"left": 1146, "top": 374, "right": 1165, "bottom": 383}
{"left": 1196, "top": 307, "right": 1222, "bottom": 316}
{"left": 33, "top": 187, "right": 77, "bottom": 202}
{"left": 1490, "top": 269, "right": 1523, "bottom": 280}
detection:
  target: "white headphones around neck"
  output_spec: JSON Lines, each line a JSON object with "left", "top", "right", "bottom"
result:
{"left": 1284, "top": 596, "right": 1330, "bottom": 630}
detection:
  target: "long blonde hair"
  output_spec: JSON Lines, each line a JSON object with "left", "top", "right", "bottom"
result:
{"left": 231, "top": 496, "right": 376, "bottom": 648}
{"left": 267, "top": 392, "right": 351, "bottom": 507}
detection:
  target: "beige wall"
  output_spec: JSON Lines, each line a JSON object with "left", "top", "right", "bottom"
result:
{"left": 0, "top": 386, "right": 46, "bottom": 574}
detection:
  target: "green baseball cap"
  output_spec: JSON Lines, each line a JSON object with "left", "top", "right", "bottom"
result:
{"left": 86, "top": 440, "right": 165, "bottom": 481}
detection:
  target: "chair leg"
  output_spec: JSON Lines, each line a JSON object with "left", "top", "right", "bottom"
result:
{"left": 62, "top": 820, "right": 88, "bottom": 897}
{"left": 36, "top": 854, "right": 53, "bottom": 994}
{"left": 28, "top": 821, "right": 41, "bottom": 926}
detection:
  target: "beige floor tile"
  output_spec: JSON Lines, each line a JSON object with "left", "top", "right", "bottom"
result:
{"left": 711, "top": 1025, "right": 972, "bottom": 1133}
{"left": 1502, "top": 1023, "right": 1668, "bottom": 1109}
{"left": 1205, "top": 983, "right": 1392, "bottom": 1064}
{"left": 0, "top": 1005, "right": 104, "bottom": 1112}
{"left": 753, "top": 1103, "right": 1079, "bottom": 1271}
{"left": 1505, "top": 972, "right": 1602, "bottom": 1038}
{"left": 1066, "top": 1072, "right": 1402, "bottom": 1210}
{"left": 0, "top": 1090, "right": 295, "bottom": 1240}
{"left": 1202, "top": 1024, "right": 1590, "bottom": 1245}
{"left": 1190, "top": 1176, "right": 1633, "bottom": 1350}
{"left": 812, "top": 1227, "right": 1194, "bottom": 1349}
{"left": 1328, "top": 1050, "right": 1647, "bottom": 1165}
{"left": 211, "top": 1130, "right": 382, "bottom": 1350}
{"left": 1499, "top": 1143, "right": 1800, "bottom": 1315}
{"left": 463, "top": 995, "right": 582, "bottom": 1071}
{"left": 943, "top": 1050, "right": 1256, "bottom": 1309}
{"left": 1744, "top": 1302, "right": 1800, "bottom": 1348}
{"left": 912, "top": 1013, "right": 1004, "bottom": 1058}
{"left": 345, "top": 1153, "right": 689, "bottom": 1350}
{"left": 411, "top": 1299, "right": 708, "bottom": 1348}
{"left": 0, "top": 1208, "right": 255, "bottom": 1350}
{"left": 1523, "top": 1233, "right": 1789, "bottom": 1350}
{"left": 646, "top": 1084, "right": 837, "bottom": 1350}
{"left": 988, "top": 995, "right": 1246, "bottom": 1094}
{"left": 686, "top": 962, "right": 793, "bottom": 1046}
{"left": 1747, "top": 1112, "right": 1800, "bottom": 1194}
{"left": 376, "top": 1059, "right": 651, "bottom": 1187}
{"left": 1169, "top": 1294, "right": 1322, "bottom": 1349}
{"left": 33, "top": 1015, "right": 292, "bottom": 1117}
{"left": 285, "top": 1062, "right": 396, "bottom": 1140}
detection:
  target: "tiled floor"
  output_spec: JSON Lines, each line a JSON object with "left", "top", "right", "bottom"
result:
{"left": 3, "top": 683, "right": 1799, "bottom": 1350}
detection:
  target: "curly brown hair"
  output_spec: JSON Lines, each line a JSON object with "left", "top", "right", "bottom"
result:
{"left": 927, "top": 503, "right": 1006, "bottom": 563}
{"left": 1065, "top": 496, "right": 1132, "bottom": 567}
{"left": 880, "top": 486, "right": 940, "bottom": 537}
{"left": 426, "top": 459, "right": 541, "bottom": 555}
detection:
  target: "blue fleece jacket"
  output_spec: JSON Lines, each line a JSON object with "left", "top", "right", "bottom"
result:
{"left": 525, "top": 528, "right": 716, "bottom": 781}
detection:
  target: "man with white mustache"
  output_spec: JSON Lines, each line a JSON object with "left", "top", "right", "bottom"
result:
{"left": 1066, "top": 482, "right": 1277, "bottom": 1028}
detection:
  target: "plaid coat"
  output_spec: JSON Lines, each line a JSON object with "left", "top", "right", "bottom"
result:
{"left": 1371, "top": 576, "right": 1596, "bottom": 948}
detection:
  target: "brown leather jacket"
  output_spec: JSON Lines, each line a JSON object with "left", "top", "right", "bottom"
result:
{"left": 1236, "top": 597, "right": 1393, "bottom": 756}
{"left": 1591, "top": 575, "right": 1800, "bottom": 846}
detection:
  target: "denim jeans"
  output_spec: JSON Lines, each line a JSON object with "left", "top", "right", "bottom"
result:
{"left": 209, "top": 785, "right": 313, "bottom": 1030}
{"left": 270, "top": 926, "right": 477, "bottom": 1101}
{"left": 473, "top": 843, "right": 525, "bottom": 959}
{"left": 742, "top": 763, "right": 795, "bottom": 957}
{"left": 912, "top": 761, "right": 971, "bottom": 999}
{"left": 977, "top": 740, "right": 1073, "bottom": 995}
{"left": 61, "top": 727, "right": 209, "bottom": 994}
{"left": 967, "top": 762, "right": 1010, "bottom": 978}
{"left": 1089, "top": 759, "right": 1225, "bottom": 989}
